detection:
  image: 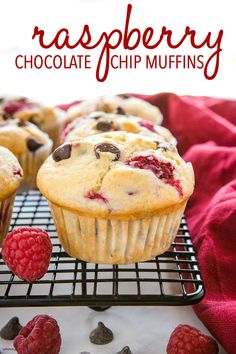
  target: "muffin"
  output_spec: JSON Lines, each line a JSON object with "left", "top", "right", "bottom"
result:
{"left": 62, "top": 111, "right": 176, "bottom": 145}
{"left": 0, "top": 147, "right": 23, "bottom": 246}
{"left": 65, "top": 95, "right": 163, "bottom": 126}
{"left": 0, "top": 95, "right": 65, "bottom": 147}
{"left": 37, "top": 132, "right": 194, "bottom": 264}
{"left": 0, "top": 118, "right": 52, "bottom": 190}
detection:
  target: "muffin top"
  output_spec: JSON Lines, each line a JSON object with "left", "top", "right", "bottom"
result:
{"left": 0, "top": 146, "right": 23, "bottom": 200}
{"left": 0, "top": 95, "right": 63, "bottom": 127}
{"left": 0, "top": 119, "right": 52, "bottom": 154}
{"left": 62, "top": 112, "right": 176, "bottom": 145}
{"left": 66, "top": 95, "right": 162, "bottom": 125}
{"left": 37, "top": 132, "right": 194, "bottom": 218}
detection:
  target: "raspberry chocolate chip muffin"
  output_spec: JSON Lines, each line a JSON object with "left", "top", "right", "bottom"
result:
{"left": 65, "top": 95, "right": 163, "bottom": 126}
{"left": 37, "top": 132, "right": 194, "bottom": 264}
{"left": 0, "top": 147, "right": 23, "bottom": 246}
{"left": 0, "top": 95, "right": 65, "bottom": 148}
{"left": 0, "top": 119, "right": 52, "bottom": 190}
{"left": 62, "top": 111, "right": 176, "bottom": 146}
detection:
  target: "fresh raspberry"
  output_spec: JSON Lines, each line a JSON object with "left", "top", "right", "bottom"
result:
{"left": 167, "top": 324, "right": 219, "bottom": 354}
{"left": 13, "top": 315, "right": 61, "bottom": 354}
{"left": 2, "top": 227, "right": 52, "bottom": 282}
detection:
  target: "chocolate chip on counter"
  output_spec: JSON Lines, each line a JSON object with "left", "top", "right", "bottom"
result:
{"left": 89, "top": 321, "right": 113, "bottom": 345}
{"left": 52, "top": 143, "right": 72, "bottom": 162}
{"left": 119, "top": 94, "right": 130, "bottom": 99}
{"left": 27, "top": 137, "right": 43, "bottom": 152}
{"left": 79, "top": 352, "right": 91, "bottom": 354}
{"left": 116, "top": 346, "right": 133, "bottom": 354}
{"left": 94, "top": 143, "right": 120, "bottom": 161}
{"left": 116, "top": 106, "right": 126, "bottom": 115}
{"left": 0, "top": 317, "right": 23, "bottom": 340}
{"left": 96, "top": 121, "right": 113, "bottom": 132}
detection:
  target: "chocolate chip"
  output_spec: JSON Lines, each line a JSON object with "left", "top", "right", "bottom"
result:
{"left": 28, "top": 114, "right": 39, "bottom": 126}
{"left": 79, "top": 352, "right": 91, "bottom": 354}
{"left": 0, "top": 317, "right": 23, "bottom": 340}
{"left": 2, "top": 113, "right": 12, "bottom": 120}
{"left": 94, "top": 143, "right": 120, "bottom": 161}
{"left": 116, "top": 106, "right": 126, "bottom": 115}
{"left": 89, "top": 322, "right": 113, "bottom": 345}
{"left": 27, "top": 137, "right": 43, "bottom": 152}
{"left": 119, "top": 94, "right": 130, "bottom": 99}
{"left": 90, "top": 112, "right": 103, "bottom": 120}
{"left": 17, "top": 119, "right": 27, "bottom": 127}
{"left": 0, "top": 97, "right": 4, "bottom": 103}
{"left": 52, "top": 143, "right": 72, "bottom": 162}
{"left": 96, "top": 121, "right": 113, "bottom": 132}
{"left": 116, "top": 346, "right": 133, "bottom": 354}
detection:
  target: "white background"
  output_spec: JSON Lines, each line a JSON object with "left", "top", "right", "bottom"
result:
{"left": 0, "top": 0, "right": 236, "bottom": 105}
{"left": 0, "top": 1, "right": 233, "bottom": 352}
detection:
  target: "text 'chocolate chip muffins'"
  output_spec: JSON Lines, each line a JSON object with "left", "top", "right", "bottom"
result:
{"left": 0, "top": 119, "right": 52, "bottom": 191}
{"left": 65, "top": 94, "right": 163, "bottom": 126}
{"left": 0, "top": 147, "right": 23, "bottom": 246}
{"left": 62, "top": 111, "right": 176, "bottom": 146}
{"left": 0, "top": 95, "right": 65, "bottom": 148}
{"left": 37, "top": 132, "right": 194, "bottom": 264}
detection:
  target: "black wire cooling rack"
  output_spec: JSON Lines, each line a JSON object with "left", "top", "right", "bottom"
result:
{"left": 0, "top": 190, "right": 204, "bottom": 308}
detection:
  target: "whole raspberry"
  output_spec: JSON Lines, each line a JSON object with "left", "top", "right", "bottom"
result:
{"left": 2, "top": 227, "right": 52, "bottom": 282}
{"left": 13, "top": 315, "right": 61, "bottom": 354}
{"left": 167, "top": 324, "right": 219, "bottom": 354}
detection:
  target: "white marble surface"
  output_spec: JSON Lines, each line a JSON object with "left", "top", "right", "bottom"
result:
{"left": 0, "top": 305, "right": 226, "bottom": 353}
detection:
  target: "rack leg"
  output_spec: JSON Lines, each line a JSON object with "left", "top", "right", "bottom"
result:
{"left": 81, "top": 261, "right": 87, "bottom": 296}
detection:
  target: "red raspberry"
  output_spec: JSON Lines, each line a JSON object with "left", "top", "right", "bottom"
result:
{"left": 125, "top": 154, "right": 183, "bottom": 197}
{"left": 2, "top": 227, "right": 52, "bottom": 282}
{"left": 3, "top": 101, "right": 34, "bottom": 116}
{"left": 167, "top": 324, "right": 219, "bottom": 354}
{"left": 85, "top": 190, "right": 108, "bottom": 203}
{"left": 13, "top": 315, "right": 61, "bottom": 354}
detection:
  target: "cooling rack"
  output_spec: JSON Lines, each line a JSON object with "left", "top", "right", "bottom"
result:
{"left": 0, "top": 190, "right": 204, "bottom": 308}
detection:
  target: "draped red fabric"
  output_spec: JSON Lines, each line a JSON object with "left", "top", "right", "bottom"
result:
{"left": 143, "top": 93, "right": 236, "bottom": 354}
{"left": 59, "top": 93, "right": 236, "bottom": 354}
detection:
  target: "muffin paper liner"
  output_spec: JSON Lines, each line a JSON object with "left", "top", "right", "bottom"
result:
{"left": 49, "top": 201, "right": 187, "bottom": 264}
{"left": 0, "top": 194, "right": 15, "bottom": 247}
{"left": 17, "top": 141, "right": 52, "bottom": 192}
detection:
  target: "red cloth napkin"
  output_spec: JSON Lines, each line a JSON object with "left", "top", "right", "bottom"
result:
{"left": 143, "top": 93, "right": 236, "bottom": 354}
{"left": 60, "top": 93, "right": 236, "bottom": 353}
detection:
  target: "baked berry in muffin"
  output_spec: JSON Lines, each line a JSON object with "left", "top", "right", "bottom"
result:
{"left": 0, "top": 95, "right": 65, "bottom": 147}
{"left": 65, "top": 95, "right": 162, "bottom": 126}
{"left": 0, "top": 118, "right": 52, "bottom": 190}
{"left": 0, "top": 147, "right": 23, "bottom": 245}
{"left": 62, "top": 111, "right": 176, "bottom": 145}
{"left": 37, "top": 131, "right": 194, "bottom": 264}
